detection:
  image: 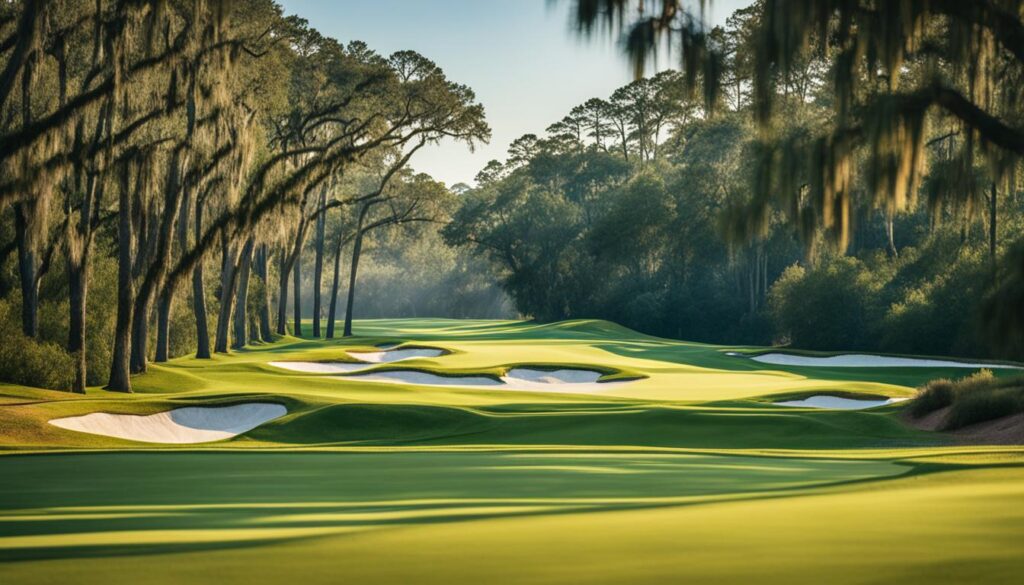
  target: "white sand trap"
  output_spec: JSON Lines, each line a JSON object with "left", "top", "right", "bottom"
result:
{"left": 498, "top": 368, "right": 625, "bottom": 394}
{"left": 347, "top": 348, "right": 445, "bottom": 363}
{"left": 269, "top": 347, "right": 445, "bottom": 375}
{"left": 347, "top": 371, "right": 502, "bottom": 387}
{"left": 504, "top": 368, "right": 604, "bottom": 384}
{"left": 49, "top": 403, "right": 287, "bottom": 444}
{"left": 749, "top": 353, "right": 1021, "bottom": 369}
{"left": 268, "top": 361, "right": 373, "bottom": 373}
{"left": 775, "top": 395, "right": 909, "bottom": 410}
{"left": 345, "top": 367, "right": 629, "bottom": 395}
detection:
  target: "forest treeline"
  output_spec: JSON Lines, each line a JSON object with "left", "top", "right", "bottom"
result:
{"left": 444, "top": 1, "right": 1024, "bottom": 359}
{"left": 0, "top": 0, "right": 491, "bottom": 393}
{"left": 3, "top": 1, "right": 1024, "bottom": 394}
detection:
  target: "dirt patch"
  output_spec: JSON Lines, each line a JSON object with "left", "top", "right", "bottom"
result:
{"left": 904, "top": 406, "right": 950, "bottom": 432}
{"left": 905, "top": 407, "right": 1024, "bottom": 445}
{"left": 952, "top": 413, "right": 1024, "bottom": 445}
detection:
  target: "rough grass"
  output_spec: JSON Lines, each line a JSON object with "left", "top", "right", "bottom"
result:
{"left": 912, "top": 370, "right": 1024, "bottom": 429}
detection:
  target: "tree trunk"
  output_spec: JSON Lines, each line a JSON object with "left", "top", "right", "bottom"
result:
{"left": 154, "top": 289, "right": 172, "bottom": 362}
{"left": 214, "top": 239, "right": 240, "bottom": 353}
{"left": 989, "top": 182, "right": 997, "bottom": 265}
{"left": 312, "top": 191, "right": 326, "bottom": 337}
{"left": 155, "top": 172, "right": 192, "bottom": 363}
{"left": 12, "top": 47, "right": 39, "bottom": 339}
{"left": 107, "top": 167, "right": 134, "bottom": 393}
{"left": 276, "top": 251, "right": 290, "bottom": 336}
{"left": 130, "top": 147, "right": 185, "bottom": 376}
{"left": 67, "top": 254, "right": 88, "bottom": 393}
{"left": 343, "top": 204, "right": 370, "bottom": 337}
{"left": 193, "top": 259, "right": 210, "bottom": 358}
{"left": 326, "top": 234, "right": 346, "bottom": 339}
{"left": 254, "top": 244, "right": 273, "bottom": 342}
{"left": 886, "top": 215, "right": 897, "bottom": 257}
{"left": 292, "top": 250, "right": 302, "bottom": 337}
{"left": 129, "top": 287, "right": 151, "bottom": 374}
{"left": 232, "top": 238, "right": 255, "bottom": 349}
{"left": 12, "top": 204, "right": 38, "bottom": 338}
{"left": 277, "top": 219, "right": 310, "bottom": 336}
{"left": 193, "top": 203, "right": 211, "bottom": 359}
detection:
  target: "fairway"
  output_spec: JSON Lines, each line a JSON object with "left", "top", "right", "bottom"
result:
{"left": 2, "top": 318, "right": 1023, "bottom": 584}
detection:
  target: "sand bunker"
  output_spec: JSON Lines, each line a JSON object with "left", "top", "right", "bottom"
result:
{"left": 499, "top": 368, "right": 623, "bottom": 393}
{"left": 503, "top": 368, "right": 603, "bottom": 384}
{"left": 269, "top": 347, "right": 445, "bottom": 374}
{"left": 346, "top": 371, "right": 502, "bottom": 387}
{"left": 775, "top": 395, "right": 908, "bottom": 410}
{"left": 347, "top": 348, "right": 445, "bottom": 363}
{"left": 748, "top": 353, "right": 1020, "bottom": 369}
{"left": 49, "top": 403, "right": 287, "bottom": 444}
{"left": 268, "top": 361, "right": 372, "bottom": 373}
{"left": 345, "top": 367, "right": 626, "bottom": 394}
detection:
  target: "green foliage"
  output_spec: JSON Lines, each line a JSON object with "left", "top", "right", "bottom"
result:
{"left": 983, "top": 240, "right": 1024, "bottom": 359}
{"left": 0, "top": 299, "right": 74, "bottom": 391}
{"left": 768, "top": 238, "right": 994, "bottom": 356}
{"left": 33, "top": 248, "right": 118, "bottom": 386}
{"left": 947, "top": 383, "right": 1024, "bottom": 430}
{"left": 768, "top": 256, "right": 881, "bottom": 350}
{"left": 168, "top": 293, "right": 199, "bottom": 359}
{"left": 881, "top": 246, "right": 988, "bottom": 357}
{"left": 448, "top": 104, "right": 800, "bottom": 344}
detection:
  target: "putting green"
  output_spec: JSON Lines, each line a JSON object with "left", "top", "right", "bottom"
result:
{"left": 1, "top": 318, "right": 1022, "bottom": 584}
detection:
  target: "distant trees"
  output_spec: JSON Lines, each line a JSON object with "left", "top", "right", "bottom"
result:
{"left": 445, "top": 1, "right": 1024, "bottom": 357}
{"left": 563, "top": 0, "right": 1024, "bottom": 351}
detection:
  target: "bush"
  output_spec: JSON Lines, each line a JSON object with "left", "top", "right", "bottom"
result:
{"left": 0, "top": 299, "right": 75, "bottom": 391}
{"left": 880, "top": 247, "right": 988, "bottom": 357}
{"left": 947, "top": 385, "right": 1024, "bottom": 430}
{"left": 768, "top": 255, "right": 882, "bottom": 350}
{"left": 910, "top": 370, "right": 1024, "bottom": 430}
{"left": 908, "top": 378, "right": 955, "bottom": 417}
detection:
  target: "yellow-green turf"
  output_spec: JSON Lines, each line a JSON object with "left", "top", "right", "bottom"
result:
{"left": 1, "top": 318, "right": 1022, "bottom": 584}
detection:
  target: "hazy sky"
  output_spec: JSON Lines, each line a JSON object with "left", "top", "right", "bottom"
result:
{"left": 278, "top": 1, "right": 751, "bottom": 187}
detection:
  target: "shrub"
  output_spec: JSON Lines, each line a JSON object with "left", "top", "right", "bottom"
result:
{"left": 911, "top": 370, "right": 1024, "bottom": 430}
{"left": 946, "top": 385, "right": 1024, "bottom": 430}
{"left": 885, "top": 251, "right": 987, "bottom": 356}
{"left": 768, "top": 256, "right": 882, "bottom": 350}
{"left": 909, "top": 378, "right": 955, "bottom": 417}
{"left": 0, "top": 299, "right": 75, "bottom": 391}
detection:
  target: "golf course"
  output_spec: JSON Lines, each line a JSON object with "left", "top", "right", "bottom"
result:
{"left": 2, "top": 318, "right": 1023, "bottom": 584}
{"left": 4, "top": 0, "right": 1024, "bottom": 582}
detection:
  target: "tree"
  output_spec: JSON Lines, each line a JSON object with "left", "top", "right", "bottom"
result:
{"left": 341, "top": 172, "right": 453, "bottom": 337}
{"left": 562, "top": 0, "right": 1024, "bottom": 353}
{"left": 0, "top": 1, "right": 494, "bottom": 393}
{"left": 566, "top": 0, "right": 1024, "bottom": 249}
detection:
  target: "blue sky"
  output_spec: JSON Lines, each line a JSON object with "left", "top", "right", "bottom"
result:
{"left": 279, "top": 1, "right": 751, "bottom": 186}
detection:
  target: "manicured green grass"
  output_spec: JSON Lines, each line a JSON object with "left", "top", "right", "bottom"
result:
{"left": 1, "top": 318, "right": 1022, "bottom": 584}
